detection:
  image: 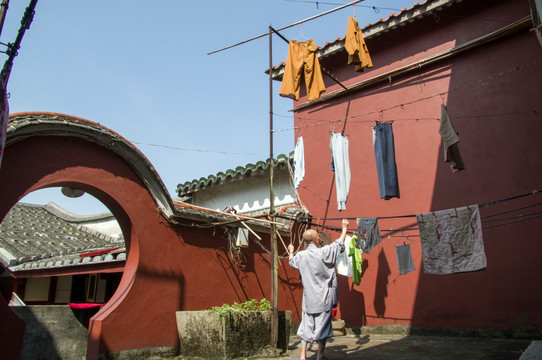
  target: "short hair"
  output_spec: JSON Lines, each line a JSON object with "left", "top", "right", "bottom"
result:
{"left": 302, "top": 229, "right": 318, "bottom": 243}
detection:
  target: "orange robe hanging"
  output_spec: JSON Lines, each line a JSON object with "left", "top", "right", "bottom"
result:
{"left": 345, "top": 16, "right": 373, "bottom": 72}
{"left": 279, "top": 39, "right": 326, "bottom": 101}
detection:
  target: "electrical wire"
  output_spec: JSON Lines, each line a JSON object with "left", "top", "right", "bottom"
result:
{"left": 130, "top": 141, "right": 266, "bottom": 156}
{"left": 284, "top": 0, "right": 402, "bottom": 13}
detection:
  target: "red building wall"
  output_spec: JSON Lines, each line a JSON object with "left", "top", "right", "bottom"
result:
{"left": 292, "top": 0, "right": 542, "bottom": 334}
{"left": 0, "top": 117, "right": 303, "bottom": 359}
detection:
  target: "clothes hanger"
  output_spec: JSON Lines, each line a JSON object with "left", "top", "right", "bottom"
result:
{"left": 297, "top": 22, "right": 307, "bottom": 41}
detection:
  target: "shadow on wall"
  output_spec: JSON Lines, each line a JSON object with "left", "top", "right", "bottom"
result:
{"left": 337, "top": 272, "right": 367, "bottom": 327}
{"left": 374, "top": 248, "right": 391, "bottom": 318}
{"left": 410, "top": 3, "right": 542, "bottom": 333}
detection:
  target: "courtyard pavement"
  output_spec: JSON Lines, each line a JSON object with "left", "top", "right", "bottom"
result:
{"left": 265, "top": 333, "right": 535, "bottom": 360}
{"left": 173, "top": 332, "right": 539, "bottom": 360}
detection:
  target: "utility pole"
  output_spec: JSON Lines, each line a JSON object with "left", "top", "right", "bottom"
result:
{"left": 268, "top": 25, "right": 279, "bottom": 349}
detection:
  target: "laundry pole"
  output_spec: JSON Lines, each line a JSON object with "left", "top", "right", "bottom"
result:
{"left": 268, "top": 25, "right": 279, "bottom": 349}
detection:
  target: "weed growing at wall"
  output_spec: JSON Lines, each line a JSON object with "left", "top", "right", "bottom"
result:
{"left": 207, "top": 298, "right": 271, "bottom": 326}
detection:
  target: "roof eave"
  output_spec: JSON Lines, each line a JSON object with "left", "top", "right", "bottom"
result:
{"left": 7, "top": 260, "right": 126, "bottom": 278}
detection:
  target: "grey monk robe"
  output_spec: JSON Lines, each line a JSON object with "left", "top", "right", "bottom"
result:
{"left": 289, "top": 239, "right": 344, "bottom": 342}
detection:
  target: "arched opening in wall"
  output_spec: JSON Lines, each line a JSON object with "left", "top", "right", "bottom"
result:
{"left": 0, "top": 186, "right": 127, "bottom": 329}
{"left": 0, "top": 114, "right": 181, "bottom": 357}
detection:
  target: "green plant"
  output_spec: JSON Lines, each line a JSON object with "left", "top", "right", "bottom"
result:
{"left": 207, "top": 298, "right": 271, "bottom": 326}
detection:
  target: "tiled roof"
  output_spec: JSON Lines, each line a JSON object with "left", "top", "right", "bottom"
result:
{"left": 176, "top": 152, "right": 293, "bottom": 196}
{"left": 0, "top": 202, "right": 125, "bottom": 273}
{"left": 6, "top": 112, "right": 290, "bottom": 230}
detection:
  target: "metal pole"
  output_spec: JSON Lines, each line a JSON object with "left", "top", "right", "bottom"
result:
{"left": 268, "top": 25, "right": 279, "bottom": 349}
{"left": 208, "top": 0, "right": 364, "bottom": 55}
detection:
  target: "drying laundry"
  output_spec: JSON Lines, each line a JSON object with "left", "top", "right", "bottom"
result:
{"left": 356, "top": 217, "right": 381, "bottom": 254}
{"left": 348, "top": 234, "right": 362, "bottom": 285}
{"left": 293, "top": 136, "right": 305, "bottom": 189}
{"left": 395, "top": 243, "right": 416, "bottom": 275}
{"left": 439, "top": 104, "right": 465, "bottom": 173}
{"left": 372, "top": 122, "right": 400, "bottom": 200}
{"left": 336, "top": 235, "right": 353, "bottom": 277}
{"left": 416, "top": 205, "right": 486, "bottom": 274}
{"left": 279, "top": 39, "right": 326, "bottom": 101}
{"left": 329, "top": 132, "right": 351, "bottom": 211}
{"left": 345, "top": 16, "right": 373, "bottom": 72}
{"left": 0, "top": 76, "right": 9, "bottom": 169}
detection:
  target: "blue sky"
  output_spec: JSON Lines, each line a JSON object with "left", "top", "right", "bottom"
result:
{"left": 3, "top": 0, "right": 415, "bottom": 214}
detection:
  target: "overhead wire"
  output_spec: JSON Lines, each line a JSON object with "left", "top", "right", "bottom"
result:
{"left": 284, "top": 0, "right": 402, "bottom": 13}
{"left": 208, "top": 0, "right": 365, "bottom": 55}
{"left": 102, "top": 18, "right": 539, "bottom": 155}
{"left": 272, "top": 58, "right": 540, "bottom": 133}
{"left": 174, "top": 6, "right": 540, "bottom": 250}
{"left": 130, "top": 140, "right": 266, "bottom": 156}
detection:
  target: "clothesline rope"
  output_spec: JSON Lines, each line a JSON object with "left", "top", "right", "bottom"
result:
{"left": 106, "top": 56, "right": 537, "bottom": 155}
{"left": 271, "top": 59, "right": 540, "bottom": 133}
{"left": 207, "top": 0, "right": 364, "bottom": 55}
{"left": 280, "top": 209, "right": 542, "bottom": 236}
{"left": 293, "top": 189, "right": 539, "bottom": 222}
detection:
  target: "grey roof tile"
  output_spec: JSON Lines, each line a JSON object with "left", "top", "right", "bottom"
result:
{"left": 0, "top": 203, "right": 126, "bottom": 272}
{"left": 176, "top": 152, "right": 293, "bottom": 196}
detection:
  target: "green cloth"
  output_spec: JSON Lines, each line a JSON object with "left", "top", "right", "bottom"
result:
{"left": 348, "top": 234, "right": 362, "bottom": 285}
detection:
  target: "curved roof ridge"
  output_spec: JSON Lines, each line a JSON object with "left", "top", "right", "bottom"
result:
{"left": 7, "top": 112, "right": 176, "bottom": 219}
{"left": 67, "top": 222, "right": 123, "bottom": 244}
{"left": 43, "top": 202, "right": 114, "bottom": 223}
{"left": 176, "top": 151, "right": 293, "bottom": 196}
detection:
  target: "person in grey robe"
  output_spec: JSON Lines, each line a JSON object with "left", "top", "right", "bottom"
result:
{"left": 288, "top": 219, "right": 349, "bottom": 360}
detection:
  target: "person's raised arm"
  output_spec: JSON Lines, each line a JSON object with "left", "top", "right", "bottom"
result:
{"left": 337, "top": 218, "right": 349, "bottom": 242}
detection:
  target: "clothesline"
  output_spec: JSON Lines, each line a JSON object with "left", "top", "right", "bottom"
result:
{"left": 271, "top": 59, "right": 540, "bottom": 133}
{"left": 286, "top": 0, "right": 402, "bottom": 14}
{"left": 272, "top": 110, "right": 537, "bottom": 134}
{"left": 207, "top": 0, "right": 364, "bottom": 55}
{"left": 133, "top": 106, "right": 534, "bottom": 157}
{"left": 286, "top": 190, "right": 542, "bottom": 225}
{"left": 278, "top": 205, "right": 542, "bottom": 244}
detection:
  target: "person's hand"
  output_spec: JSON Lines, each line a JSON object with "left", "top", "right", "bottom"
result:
{"left": 288, "top": 244, "right": 295, "bottom": 253}
{"left": 342, "top": 219, "right": 349, "bottom": 229}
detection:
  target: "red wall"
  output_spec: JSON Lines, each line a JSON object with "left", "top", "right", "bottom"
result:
{"left": 0, "top": 133, "right": 302, "bottom": 359}
{"left": 292, "top": 0, "right": 542, "bottom": 334}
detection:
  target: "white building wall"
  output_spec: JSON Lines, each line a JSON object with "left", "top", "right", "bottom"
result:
{"left": 80, "top": 218, "right": 122, "bottom": 239}
{"left": 192, "top": 168, "right": 296, "bottom": 214}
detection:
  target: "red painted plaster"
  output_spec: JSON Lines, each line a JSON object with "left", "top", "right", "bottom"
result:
{"left": 0, "top": 128, "right": 302, "bottom": 358}
{"left": 292, "top": 0, "right": 542, "bottom": 333}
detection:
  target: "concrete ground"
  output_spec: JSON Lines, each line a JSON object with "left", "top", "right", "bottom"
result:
{"left": 172, "top": 333, "right": 538, "bottom": 360}
{"left": 265, "top": 333, "right": 534, "bottom": 360}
